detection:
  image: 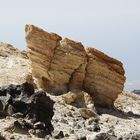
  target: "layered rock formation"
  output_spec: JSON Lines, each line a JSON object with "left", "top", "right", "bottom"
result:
{"left": 84, "top": 48, "right": 126, "bottom": 106}
{"left": 25, "top": 25, "right": 126, "bottom": 106}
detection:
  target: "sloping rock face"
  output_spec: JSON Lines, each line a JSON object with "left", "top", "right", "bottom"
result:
{"left": 25, "top": 25, "right": 126, "bottom": 106}
{"left": 0, "top": 43, "right": 27, "bottom": 58}
{"left": 0, "top": 43, "right": 31, "bottom": 86}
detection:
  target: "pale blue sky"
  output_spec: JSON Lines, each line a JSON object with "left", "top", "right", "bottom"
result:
{"left": 0, "top": 0, "right": 140, "bottom": 90}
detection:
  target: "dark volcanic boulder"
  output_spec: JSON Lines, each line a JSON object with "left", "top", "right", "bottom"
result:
{"left": 0, "top": 82, "right": 54, "bottom": 138}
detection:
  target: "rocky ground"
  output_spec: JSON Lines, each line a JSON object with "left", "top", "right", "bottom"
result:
{"left": 0, "top": 43, "right": 140, "bottom": 140}
{"left": 0, "top": 88, "right": 140, "bottom": 140}
{"left": 48, "top": 92, "right": 140, "bottom": 140}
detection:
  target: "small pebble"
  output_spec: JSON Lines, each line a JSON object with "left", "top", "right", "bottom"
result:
{"left": 69, "top": 128, "right": 75, "bottom": 134}
{"left": 60, "top": 118, "right": 68, "bottom": 124}
{"left": 53, "top": 130, "right": 64, "bottom": 139}
{"left": 35, "top": 129, "right": 46, "bottom": 138}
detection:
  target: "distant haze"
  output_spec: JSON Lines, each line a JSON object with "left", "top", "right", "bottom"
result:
{"left": 0, "top": 0, "right": 140, "bottom": 91}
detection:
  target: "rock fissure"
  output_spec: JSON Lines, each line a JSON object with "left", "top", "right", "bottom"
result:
{"left": 83, "top": 52, "right": 91, "bottom": 91}
{"left": 68, "top": 61, "right": 87, "bottom": 91}
{"left": 47, "top": 40, "right": 62, "bottom": 73}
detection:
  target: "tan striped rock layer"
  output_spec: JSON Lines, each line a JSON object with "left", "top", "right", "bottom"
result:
{"left": 25, "top": 25, "right": 126, "bottom": 107}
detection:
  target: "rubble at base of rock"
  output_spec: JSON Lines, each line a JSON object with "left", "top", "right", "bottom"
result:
{"left": 61, "top": 91, "right": 98, "bottom": 119}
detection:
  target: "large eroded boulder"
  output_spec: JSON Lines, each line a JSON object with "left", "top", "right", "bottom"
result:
{"left": 25, "top": 25, "right": 87, "bottom": 94}
{"left": 25, "top": 25, "right": 126, "bottom": 106}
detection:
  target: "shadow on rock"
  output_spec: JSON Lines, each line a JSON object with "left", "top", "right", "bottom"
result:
{"left": 96, "top": 106, "right": 140, "bottom": 120}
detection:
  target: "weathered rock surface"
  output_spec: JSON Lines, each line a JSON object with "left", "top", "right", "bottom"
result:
{"left": 0, "top": 43, "right": 31, "bottom": 86}
{"left": 25, "top": 25, "right": 126, "bottom": 106}
{"left": 0, "top": 43, "right": 27, "bottom": 58}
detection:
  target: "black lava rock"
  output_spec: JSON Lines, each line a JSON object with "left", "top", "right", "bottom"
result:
{"left": 93, "top": 123, "right": 101, "bottom": 132}
{"left": 0, "top": 134, "right": 5, "bottom": 140}
{"left": 0, "top": 82, "right": 54, "bottom": 138}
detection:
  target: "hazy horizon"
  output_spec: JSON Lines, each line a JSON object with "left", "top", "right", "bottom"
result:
{"left": 0, "top": 0, "right": 140, "bottom": 91}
